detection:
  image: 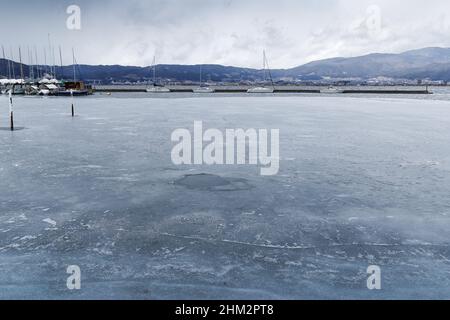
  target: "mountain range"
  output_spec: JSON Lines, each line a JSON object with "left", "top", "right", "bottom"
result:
{"left": 1, "top": 47, "right": 450, "bottom": 83}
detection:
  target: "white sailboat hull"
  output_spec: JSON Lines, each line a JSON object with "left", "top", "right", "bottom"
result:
{"left": 38, "top": 89, "right": 50, "bottom": 96}
{"left": 193, "top": 87, "right": 215, "bottom": 93}
{"left": 321, "top": 87, "right": 343, "bottom": 94}
{"left": 247, "top": 87, "right": 274, "bottom": 93}
{"left": 146, "top": 87, "right": 171, "bottom": 93}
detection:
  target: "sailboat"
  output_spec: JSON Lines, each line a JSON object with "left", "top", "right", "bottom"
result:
{"left": 247, "top": 50, "right": 275, "bottom": 93}
{"left": 55, "top": 48, "right": 92, "bottom": 96}
{"left": 193, "top": 65, "right": 215, "bottom": 93}
{"left": 146, "top": 56, "right": 170, "bottom": 93}
{"left": 321, "top": 86, "right": 343, "bottom": 94}
{"left": 1, "top": 79, "right": 26, "bottom": 95}
{"left": 1, "top": 47, "right": 26, "bottom": 95}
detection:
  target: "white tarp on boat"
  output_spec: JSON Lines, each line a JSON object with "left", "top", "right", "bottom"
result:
{"left": 0, "top": 79, "right": 25, "bottom": 85}
{"left": 45, "top": 84, "right": 58, "bottom": 90}
{"left": 39, "top": 78, "right": 60, "bottom": 84}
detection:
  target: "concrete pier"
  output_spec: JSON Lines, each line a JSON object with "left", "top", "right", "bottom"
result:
{"left": 341, "top": 89, "right": 431, "bottom": 94}
{"left": 93, "top": 85, "right": 433, "bottom": 94}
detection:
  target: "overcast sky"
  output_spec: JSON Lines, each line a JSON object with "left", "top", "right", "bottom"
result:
{"left": 2, "top": 0, "right": 450, "bottom": 68}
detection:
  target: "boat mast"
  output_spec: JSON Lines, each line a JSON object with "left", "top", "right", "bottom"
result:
{"left": 48, "top": 34, "right": 51, "bottom": 76}
{"left": 59, "top": 46, "right": 64, "bottom": 80}
{"left": 263, "top": 50, "right": 275, "bottom": 90}
{"left": 1, "top": 46, "right": 4, "bottom": 78}
{"left": 263, "top": 50, "right": 266, "bottom": 82}
{"left": 153, "top": 56, "right": 156, "bottom": 83}
{"left": 34, "top": 46, "right": 40, "bottom": 79}
{"left": 72, "top": 48, "right": 76, "bottom": 82}
{"left": 10, "top": 47, "right": 15, "bottom": 79}
{"left": 27, "top": 46, "right": 33, "bottom": 80}
{"left": 52, "top": 47, "right": 56, "bottom": 79}
{"left": 19, "top": 46, "right": 24, "bottom": 80}
{"left": 8, "top": 49, "right": 12, "bottom": 79}
{"left": 43, "top": 48, "right": 47, "bottom": 76}
{"left": 48, "top": 33, "right": 55, "bottom": 78}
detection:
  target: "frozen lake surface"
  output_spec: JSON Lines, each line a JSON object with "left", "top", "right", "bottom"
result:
{"left": 1, "top": 94, "right": 450, "bottom": 299}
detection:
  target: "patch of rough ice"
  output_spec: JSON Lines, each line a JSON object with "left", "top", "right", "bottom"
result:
{"left": 91, "top": 248, "right": 113, "bottom": 256}
{"left": 43, "top": 218, "right": 57, "bottom": 227}
{"left": 19, "top": 236, "right": 37, "bottom": 241}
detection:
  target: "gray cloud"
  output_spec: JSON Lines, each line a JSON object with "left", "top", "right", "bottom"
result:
{"left": 1, "top": 0, "right": 450, "bottom": 68}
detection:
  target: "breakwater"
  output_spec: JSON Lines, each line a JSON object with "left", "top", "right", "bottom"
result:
{"left": 93, "top": 85, "right": 432, "bottom": 94}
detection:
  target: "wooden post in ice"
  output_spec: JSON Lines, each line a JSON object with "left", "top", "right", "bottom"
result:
{"left": 70, "top": 89, "right": 74, "bottom": 117}
{"left": 9, "top": 87, "right": 14, "bottom": 131}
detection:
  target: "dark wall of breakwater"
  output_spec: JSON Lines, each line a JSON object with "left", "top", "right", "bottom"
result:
{"left": 93, "top": 85, "right": 432, "bottom": 94}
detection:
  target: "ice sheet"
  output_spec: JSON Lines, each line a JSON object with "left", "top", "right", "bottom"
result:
{"left": 0, "top": 94, "right": 450, "bottom": 299}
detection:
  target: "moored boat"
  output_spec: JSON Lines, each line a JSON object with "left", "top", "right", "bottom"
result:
{"left": 36, "top": 78, "right": 62, "bottom": 96}
{"left": 54, "top": 48, "right": 93, "bottom": 96}
{"left": 0, "top": 79, "right": 26, "bottom": 95}
{"left": 56, "top": 81, "right": 92, "bottom": 96}
{"left": 321, "top": 86, "right": 343, "bottom": 94}
{"left": 247, "top": 50, "right": 275, "bottom": 94}
{"left": 247, "top": 86, "right": 274, "bottom": 93}
{"left": 146, "top": 56, "right": 170, "bottom": 93}
{"left": 146, "top": 85, "right": 171, "bottom": 93}
{"left": 193, "top": 66, "right": 215, "bottom": 93}
{"left": 193, "top": 86, "right": 215, "bottom": 93}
